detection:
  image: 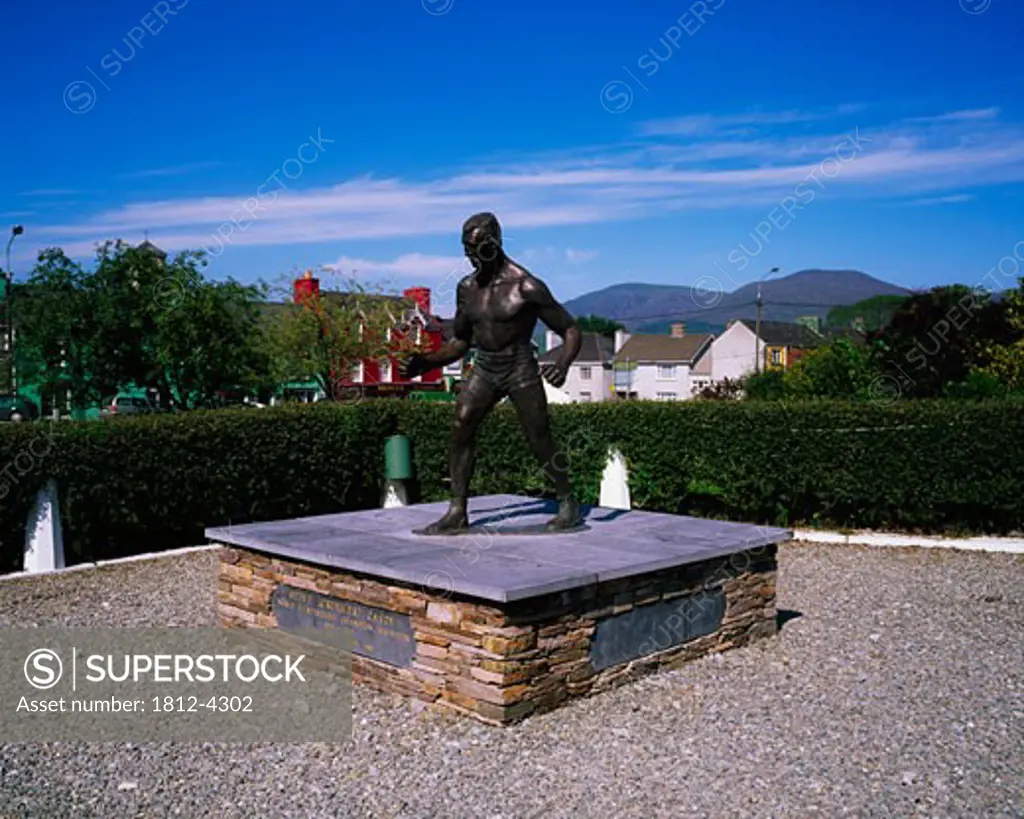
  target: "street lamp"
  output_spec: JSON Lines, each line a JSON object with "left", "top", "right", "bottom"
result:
{"left": 4, "top": 224, "right": 22, "bottom": 274}
{"left": 4, "top": 225, "right": 24, "bottom": 393}
{"left": 754, "top": 267, "right": 780, "bottom": 374}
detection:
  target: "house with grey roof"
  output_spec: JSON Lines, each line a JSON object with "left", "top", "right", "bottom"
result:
{"left": 539, "top": 330, "right": 616, "bottom": 402}
{"left": 706, "top": 316, "right": 864, "bottom": 384}
{"left": 610, "top": 323, "right": 714, "bottom": 401}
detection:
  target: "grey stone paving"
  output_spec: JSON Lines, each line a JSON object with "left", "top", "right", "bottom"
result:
{"left": 1, "top": 544, "right": 1020, "bottom": 817}
{"left": 207, "top": 495, "right": 791, "bottom": 602}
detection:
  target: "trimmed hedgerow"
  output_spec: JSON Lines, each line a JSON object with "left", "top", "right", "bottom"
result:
{"left": 1, "top": 398, "right": 1022, "bottom": 572}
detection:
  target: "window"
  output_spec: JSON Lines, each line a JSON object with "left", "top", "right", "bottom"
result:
{"left": 579, "top": 391, "right": 592, "bottom": 402}
{"left": 657, "top": 364, "right": 676, "bottom": 380}
{"left": 770, "top": 349, "right": 782, "bottom": 366}
{"left": 579, "top": 366, "right": 592, "bottom": 381}
{"left": 656, "top": 392, "right": 677, "bottom": 401}
{"left": 379, "top": 359, "right": 392, "bottom": 383}
{"left": 351, "top": 362, "right": 363, "bottom": 383}
{"left": 414, "top": 324, "right": 423, "bottom": 345}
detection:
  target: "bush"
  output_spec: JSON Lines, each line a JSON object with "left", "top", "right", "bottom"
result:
{"left": 2, "top": 399, "right": 1023, "bottom": 572}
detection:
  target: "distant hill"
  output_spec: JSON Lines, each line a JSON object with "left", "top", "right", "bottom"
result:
{"left": 565, "top": 269, "right": 912, "bottom": 334}
{"left": 825, "top": 295, "right": 910, "bottom": 331}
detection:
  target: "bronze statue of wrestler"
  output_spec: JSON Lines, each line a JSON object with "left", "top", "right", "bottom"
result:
{"left": 400, "top": 212, "right": 583, "bottom": 534}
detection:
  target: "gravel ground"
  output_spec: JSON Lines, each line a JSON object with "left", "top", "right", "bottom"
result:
{"left": 0, "top": 543, "right": 1021, "bottom": 818}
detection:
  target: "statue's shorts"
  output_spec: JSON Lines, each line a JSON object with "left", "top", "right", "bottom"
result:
{"left": 470, "top": 343, "right": 542, "bottom": 396}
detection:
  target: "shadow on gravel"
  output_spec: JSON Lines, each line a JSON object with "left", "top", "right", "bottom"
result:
{"left": 776, "top": 609, "right": 803, "bottom": 630}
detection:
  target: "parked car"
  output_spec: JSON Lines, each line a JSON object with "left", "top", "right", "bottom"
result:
{"left": 100, "top": 395, "right": 165, "bottom": 418}
{"left": 0, "top": 394, "right": 40, "bottom": 423}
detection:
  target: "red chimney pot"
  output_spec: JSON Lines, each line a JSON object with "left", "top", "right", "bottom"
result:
{"left": 403, "top": 287, "right": 431, "bottom": 315}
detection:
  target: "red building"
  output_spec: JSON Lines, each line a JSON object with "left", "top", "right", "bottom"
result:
{"left": 293, "top": 272, "right": 449, "bottom": 397}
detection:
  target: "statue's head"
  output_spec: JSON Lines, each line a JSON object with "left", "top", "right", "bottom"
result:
{"left": 462, "top": 212, "right": 503, "bottom": 269}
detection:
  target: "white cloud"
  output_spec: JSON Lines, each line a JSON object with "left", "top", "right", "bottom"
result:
{"left": 325, "top": 253, "right": 470, "bottom": 280}
{"left": 119, "top": 161, "right": 224, "bottom": 179}
{"left": 902, "top": 108, "right": 999, "bottom": 125}
{"left": 24, "top": 106, "right": 1024, "bottom": 260}
{"left": 565, "top": 248, "right": 598, "bottom": 263}
{"left": 904, "top": 193, "right": 976, "bottom": 206}
{"left": 637, "top": 105, "right": 864, "bottom": 136}
{"left": 18, "top": 188, "right": 79, "bottom": 196}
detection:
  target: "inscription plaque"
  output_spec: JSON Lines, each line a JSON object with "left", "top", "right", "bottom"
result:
{"left": 272, "top": 586, "right": 416, "bottom": 668}
{"left": 589, "top": 587, "right": 726, "bottom": 671}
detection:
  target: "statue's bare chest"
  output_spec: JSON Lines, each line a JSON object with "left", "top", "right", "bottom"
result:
{"left": 464, "top": 280, "right": 529, "bottom": 324}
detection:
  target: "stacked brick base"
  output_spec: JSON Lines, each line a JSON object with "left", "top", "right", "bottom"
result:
{"left": 217, "top": 543, "right": 778, "bottom": 725}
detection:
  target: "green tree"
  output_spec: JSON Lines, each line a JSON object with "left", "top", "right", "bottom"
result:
{"left": 269, "top": 274, "right": 417, "bottom": 399}
{"left": 870, "top": 285, "right": 1012, "bottom": 398}
{"left": 743, "top": 368, "right": 788, "bottom": 400}
{"left": 153, "top": 266, "right": 271, "bottom": 408}
{"left": 575, "top": 314, "right": 625, "bottom": 335}
{"left": 695, "top": 377, "right": 745, "bottom": 400}
{"left": 785, "top": 337, "right": 879, "bottom": 399}
{"left": 978, "top": 278, "right": 1024, "bottom": 391}
{"left": 826, "top": 295, "right": 908, "bottom": 332}
{"left": 14, "top": 242, "right": 270, "bottom": 410}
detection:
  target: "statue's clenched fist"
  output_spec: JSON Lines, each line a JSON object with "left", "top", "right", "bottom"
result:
{"left": 540, "top": 362, "right": 568, "bottom": 388}
{"left": 398, "top": 353, "right": 427, "bottom": 380}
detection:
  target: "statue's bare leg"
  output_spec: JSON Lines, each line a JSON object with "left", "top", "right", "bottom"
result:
{"left": 422, "top": 373, "right": 501, "bottom": 534}
{"left": 508, "top": 380, "right": 581, "bottom": 530}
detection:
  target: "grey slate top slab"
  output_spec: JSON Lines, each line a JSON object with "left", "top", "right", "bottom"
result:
{"left": 206, "top": 495, "right": 791, "bottom": 603}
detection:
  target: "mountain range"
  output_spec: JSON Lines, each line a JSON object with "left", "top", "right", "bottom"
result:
{"left": 562, "top": 269, "right": 912, "bottom": 334}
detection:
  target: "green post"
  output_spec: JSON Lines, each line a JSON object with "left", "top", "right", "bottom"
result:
{"left": 384, "top": 435, "right": 412, "bottom": 481}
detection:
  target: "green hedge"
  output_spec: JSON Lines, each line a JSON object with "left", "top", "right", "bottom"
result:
{"left": 2, "top": 399, "right": 1023, "bottom": 573}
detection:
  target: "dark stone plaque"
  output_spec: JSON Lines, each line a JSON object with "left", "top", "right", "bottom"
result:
{"left": 271, "top": 586, "right": 416, "bottom": 668}
{"left": 589, "top": 587, "right": 726, "bottom": 672}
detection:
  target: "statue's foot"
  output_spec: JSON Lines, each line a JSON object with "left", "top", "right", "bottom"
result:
{"left": 419, "top": 508, "right": 470, "bottom": 535}
{"left": 545, "top": 496, "right": 581, "bottom": 531}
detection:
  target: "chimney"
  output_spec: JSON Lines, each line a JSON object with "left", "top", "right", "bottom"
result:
{"left": 670, "top": 322, "right": 686, "bottom": 338}
{"left": 294, "top": 269, "right": 320, "bottom": 303}
{"left": 403, "top": 287, "right": 431, "bottom": 315}
{"left": 614, "top": 329, "right": 630, "bottom": 353}
{"left": 545, "top": 330, "right": 559, "bottom": 352}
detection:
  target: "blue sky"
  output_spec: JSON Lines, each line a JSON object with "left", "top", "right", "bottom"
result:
{"left": 3, "top": 0, "right": 1023, "bottom": 314}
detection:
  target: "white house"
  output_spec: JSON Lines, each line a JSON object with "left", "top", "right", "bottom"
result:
{"left": 611, "top": 323, "right": 714, "bottom": 401}
{"left": 706, "top": 319, "right": 766, "bottom": 384}
{"left": 704, "top": 318, "right": 839, "bottom": 386}
{"left": 539, "top": 330, "right": 616, "bottom": 402}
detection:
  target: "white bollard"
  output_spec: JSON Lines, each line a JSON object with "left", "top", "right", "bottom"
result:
{"left": 382, "top": 479, "right": 409, "bottom": 509}
{"left": 599, "top": 447, "right": 631, "bottom": 510}
{"left": 24, "top": 478, "right": 66, "bottom": 573}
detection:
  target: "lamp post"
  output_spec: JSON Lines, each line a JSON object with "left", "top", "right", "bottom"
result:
{"left": 754, "top": 267, "right": 780, "bottom": 374}
{"left": 4, "top": 225, "right": 23, "bottom": 393}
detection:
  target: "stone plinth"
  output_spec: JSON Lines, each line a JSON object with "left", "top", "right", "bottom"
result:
{"left": 209, "top": 495, "right": 787, "bottom": 725}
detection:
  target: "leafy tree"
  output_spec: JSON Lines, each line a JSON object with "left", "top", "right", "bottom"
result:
{"left": 978, "top": 277, "right": 1024, "bottom": 391}
{"left": 153, "top": 267, "right": 272, "bottom": 408}
{"left": 14, "top": 242, "right": 270, "bottom": 410}
{"left": 695, "top": 377, "right": 745, "bottom": 400}
{"left": 743, "top": 368, "right": 788, "bottom": 400}
{"left": 269, "top": 274, "right": 418, "bottom": 400}
{"left": 784, "top": 337, "right": 879, "bottom": 399}
{"left": 575, "top": 314, "right": 625, "bottom": 335}
{"left": 826, "top": 295, "right": 908, "bottom": 332}
{"left": 943, "top": 371, "right": 1012, "bottom": 400}
{"left": 870, "top": 285, "right": 1013, "bottom": 398}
